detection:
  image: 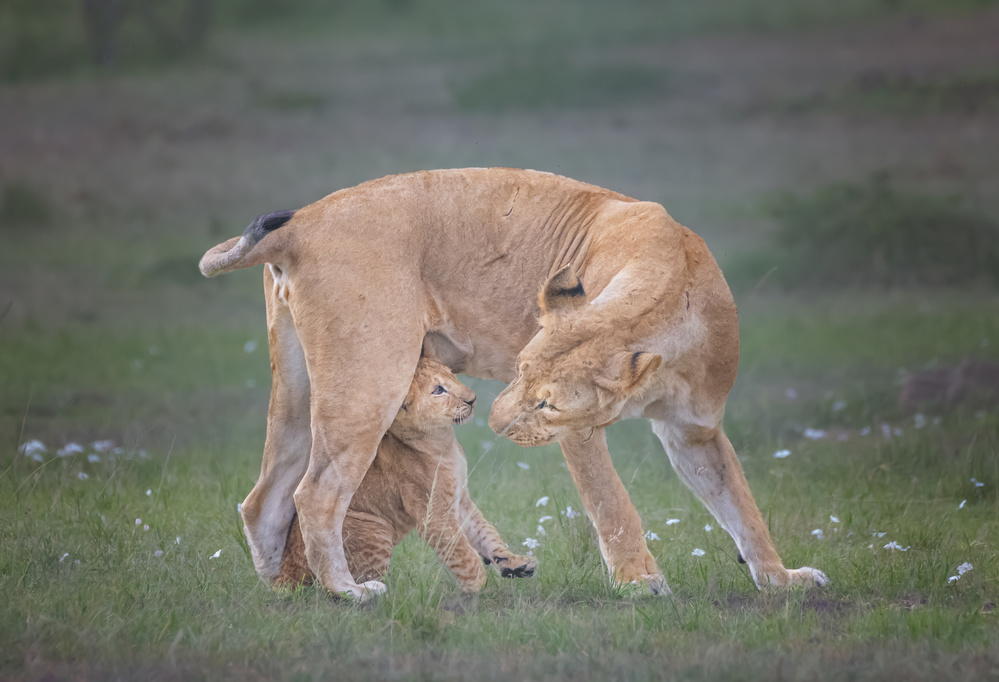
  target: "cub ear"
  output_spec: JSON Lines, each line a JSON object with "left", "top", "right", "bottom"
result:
{"left": 595, "top": 351, "right": 663, "bottom": 396}
{"left": 540, "top": 265, "right": 586, "bottom": 315}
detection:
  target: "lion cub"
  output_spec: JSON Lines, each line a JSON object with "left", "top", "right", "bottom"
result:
{"left": 276, "top": 358, "right": 537, "bottom": 593}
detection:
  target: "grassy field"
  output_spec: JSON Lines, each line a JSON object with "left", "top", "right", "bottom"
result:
{"left": 2, "top": 2, "right": 999, "bottom": 680}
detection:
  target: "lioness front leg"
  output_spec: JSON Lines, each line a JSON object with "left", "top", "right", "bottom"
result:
{"left": 652, "top": 420, "right": 828, "bottom": 589}
{"left": 241, "top": 267, "right": 312, "bottom": 584}
{"left": 559, "top": 428, "right": 668, "bottom": 594}
{"left": 458, "top": 489, "right": 537, "bottom": 579}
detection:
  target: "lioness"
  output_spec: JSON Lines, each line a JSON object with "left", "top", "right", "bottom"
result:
{"left": 275, "top": 356, "right": 537, "bottom": 593}
{"left": 200, "top": 167, "right": 827, "bottom": 599}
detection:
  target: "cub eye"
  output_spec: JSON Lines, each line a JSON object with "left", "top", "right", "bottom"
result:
{"left": 432, "top": 385, "right": 446, "bottom": 395}
{"left": 538, "top": 399, "right": 557, "bottom": 411}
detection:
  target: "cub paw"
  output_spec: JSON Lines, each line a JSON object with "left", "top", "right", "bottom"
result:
{"left": 497, "top": 554, "right": 538, "bottom": 579}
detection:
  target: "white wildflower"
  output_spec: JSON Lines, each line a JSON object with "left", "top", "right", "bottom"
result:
{"left": 773, "top": 449, "right": 791, "bottom": 459}
{"left": 691, "top": 548, "right": 706, "bottom": 557}
{"left": 932, "top": 417, "right": 941, "bottom": 426}
{"left": 811, "top": 529, "right": 824, "bottom": 540}
{"left": 859, "top": 426, "right": 871, "bottom": 436}
{"left": 148, "top": 345, "right": 160, "bottom": 356}
{"left": 644, "top": 530, "right": 660, "bottom": 541}
{"left": 893, "top": 427, "right": 903, "bottom": 437}
{"left": 135, "top": 518, "right": 142, "bottom": 525}
{"left": 517, "top": 462, "right": 530, "bottom": 470}
{"left": 31, "top": 453, "right": 43, "bottom": 462}
{"left": 91, "top": 440, "right": 114, "bottom": 452}
{"left": 537, "top": 525, "right": 546, "bottom": 536}
{"left": 19, "top": 440, "right": 46, "bottom": 456}
{"left": 237, "top": 502, "right": 242, "bottom": 513}
{"left": 971, "top": 478, "right": 984, "bottom": 488}
{"left": 785, "top": 388, "right": 798, "bottom": 401}
{"left": 536, "top": 496, "right": 549, "bottom": 507}
{"left": 209, "top": 549, "right": 221, "bottom": 559}
{"left": 57, "top": 443, "right": 84, "bottom": 457}
{"left": 665, "top": 518, "right": 681, "bottom": 526}
{"left": 562, "top": 507, "right": 580, "bottom": 519}
{"left": 883, "top": 541, "right": 909, "bottom": 551}
{"left": 803, "top": 428, "right": 826, "bottom": 440}
{"left": 154, "top": 550, "right": 164, "bottom": 558}
{"left": 59, "top": 553, "right": 69, "bottom": 562}
{"left": 243, "top": 340, "right": 257, "bottom": 353}
{"left": 914, "top": 414, "right": 926, "bottom": 429}
{"left": 704, "top": 524, "right": 713, "bottom": 532}
{"left": 538, "top": 516, "right": 553, "bottom": 523}
{"left": 87, "top": 454, "right": 100, "bottom": 463}
{"left": 133, "top": 359, "right": 144, "bottom": 370}
{"left": 77, "top": 472, "right": 89, "bottom": 480}
{"left": 959, "top": 499, "right": 967, "bottom": 510}
{"left": 522, "top": 538, "right": 540, "bottom": 550}
{"left": 832, "top": 400, "right": 847, "bottom": 412}
{"left": 175, "top": 536, "right": 181, "bottom": 545}
{"left": 143, "top": 524, "right": 149, "bottom": 531}
{"left": 474, "top": 418, "right": 485, "bottom": 428}
{"left": 146, "top": 489, "right": 152, "bottom": 496}
{"left": 830, "top": 515, "right": 839, "bottom": 523}
{"left": 948, "top": 575, "right": 959, "bottom": 584}
{"left": 138, "top": 450, "right": 149, "bottom": 459}
{"left": 481, "top": 441, "right": 494, "bottom": 452}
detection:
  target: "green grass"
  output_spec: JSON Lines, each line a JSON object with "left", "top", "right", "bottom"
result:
{"left": 2, "top": 297, "right": 998, "bottom": 681}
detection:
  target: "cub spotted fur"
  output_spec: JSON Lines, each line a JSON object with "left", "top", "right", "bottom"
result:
{"left": 275, "top": 357, "right": 536, "bottom": 593}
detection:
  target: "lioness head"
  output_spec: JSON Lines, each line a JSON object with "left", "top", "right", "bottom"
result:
{"left": 390, "top": 358, "right": 476, "bottom": 437}
{"left": 489, "top": 267, "right": 662, "bottom": 447}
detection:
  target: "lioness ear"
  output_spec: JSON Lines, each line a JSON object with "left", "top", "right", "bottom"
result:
{"left": 595, "top": 352, "right": 663, "bottom": 395}
{"left": 540, "top": 265, "right": 586, "bottom": 315}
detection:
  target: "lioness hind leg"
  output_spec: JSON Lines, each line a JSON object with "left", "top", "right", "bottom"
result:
{"left": 459, "top": 489, "right": 537, "bottom": 579}
{"left": 242, "top": 267, "right": 312, "bottom": 585}
{"left": 652, "top": 420, "right": 828, "bottom": 589}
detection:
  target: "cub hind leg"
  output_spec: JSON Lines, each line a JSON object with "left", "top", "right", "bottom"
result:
{"left": 274, "top": 510, "right": 396, "bottom": 588}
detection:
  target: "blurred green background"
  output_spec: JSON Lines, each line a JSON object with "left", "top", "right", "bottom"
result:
{"left": 1, "top": 2, "right": 998, "bottom": 680}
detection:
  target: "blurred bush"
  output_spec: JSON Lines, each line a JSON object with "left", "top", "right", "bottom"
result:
{"left": 726, "top": 174, "right": 999, "bottom": 290}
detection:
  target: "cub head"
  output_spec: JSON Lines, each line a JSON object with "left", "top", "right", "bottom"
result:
{"left": 488, "top": 266, "right": 661, "bottom": 447}
{"left": 390, "top": 358, "right": 476, "bottom": 437}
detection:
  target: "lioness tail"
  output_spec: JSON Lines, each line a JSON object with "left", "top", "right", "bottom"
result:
{"left": 199, "top": 209, "right": 296, "bottom": 277}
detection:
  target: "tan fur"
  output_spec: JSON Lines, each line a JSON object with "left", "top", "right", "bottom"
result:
{"left": 274, "top": 357, "right": 536, "bottom": 593}
{"left": 201, "top": 168, "right": 826, "bottom": 598}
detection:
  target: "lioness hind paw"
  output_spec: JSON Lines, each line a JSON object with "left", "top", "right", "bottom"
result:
{"left": 788, "top": 567, "right": 829, "bottom": 588}
{"left": 499, "top": 555, "right": 538, "bottom": 579}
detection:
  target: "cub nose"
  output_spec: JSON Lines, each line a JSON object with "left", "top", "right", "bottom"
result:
{"left": 465, "top": 396, "right": 476, "bottom": 407}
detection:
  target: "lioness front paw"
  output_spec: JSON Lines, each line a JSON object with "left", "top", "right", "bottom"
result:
{"left": 629, "top": 573, "right": 671, "bottom": 596}
{"left": 787, "top": 566, "right": 829, "bottom": 588}
{"left": 495, "top": 554, "right": 538, "bottom": 579}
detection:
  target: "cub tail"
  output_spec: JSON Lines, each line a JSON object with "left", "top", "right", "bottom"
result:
{"left": 199, "top": 209, "right": 296, "bottom": 277}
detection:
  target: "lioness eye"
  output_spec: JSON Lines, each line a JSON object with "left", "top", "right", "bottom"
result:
{"left": 432, "top": 385, "right": 446, "bottom": 395}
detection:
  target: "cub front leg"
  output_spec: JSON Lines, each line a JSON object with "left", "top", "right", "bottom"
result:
{"left": 559, "top": 428, "right": 668, "bottom": 595}
{"left": 459, "top": 489, "right": 537, "bottom": 579}
{"left": 652, "top": 420, "right": 828, "bottom": 589}
{"left": 419, "top": 500, "right": 489, "bottom": 594}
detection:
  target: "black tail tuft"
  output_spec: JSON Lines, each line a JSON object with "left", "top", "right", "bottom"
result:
{"left": 243, "top": 209, "right": 296, "bottom": 244}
